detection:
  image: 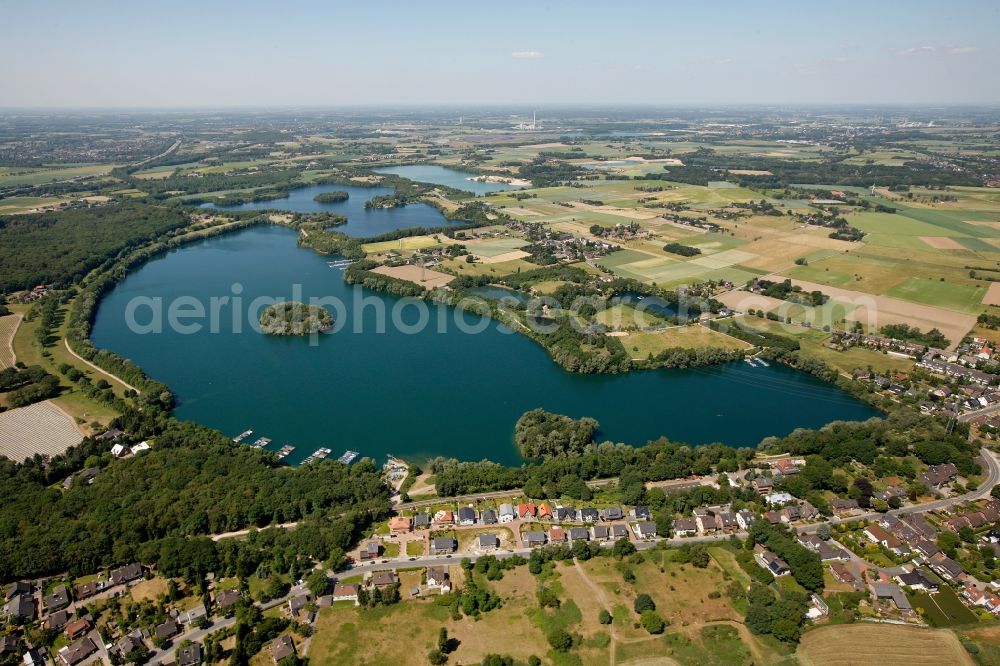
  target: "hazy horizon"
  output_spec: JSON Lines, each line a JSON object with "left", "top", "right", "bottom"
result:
{"left": 3, "top": 0, "right": 999, "bottom": 108}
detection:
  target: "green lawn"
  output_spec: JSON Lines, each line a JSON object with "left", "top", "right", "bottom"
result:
{"left": 884, "top": 277, "right": 986, "bottom": 313}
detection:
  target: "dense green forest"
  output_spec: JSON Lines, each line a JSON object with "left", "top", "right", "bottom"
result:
{"left": 0, "top": 203, "right": 189, "bottom": 292}
{"left": 0, "top": 419, "right": 391, "bottom": 580}
{"left": 514, "top": 408, "right": 598, "bottom": 460}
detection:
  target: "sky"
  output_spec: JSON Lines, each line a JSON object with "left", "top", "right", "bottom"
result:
{"left": 2, "top": 0, "right": 999, "bottom": 108}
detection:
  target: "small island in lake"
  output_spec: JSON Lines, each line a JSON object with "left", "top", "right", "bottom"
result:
{"left": 313, "top": 191, "right": 349, "bottom": 203}
{"left": 258, "top": 301, "right": 334, "bottom": 336}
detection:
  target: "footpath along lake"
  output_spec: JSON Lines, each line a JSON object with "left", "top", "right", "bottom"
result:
{"left": 91, "top": 225, "right": 879, "bottom": 466}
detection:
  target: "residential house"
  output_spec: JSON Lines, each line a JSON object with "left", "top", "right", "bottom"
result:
{"left": 287, "top": 594, "right": 312, "bottom": 617}
{"left": 524, "top": 531, "right": 547, "bottom": 547}
{"left": 871, "top": 583, "right": 913, "bottom": 614}
{"left": 914, "top": 540, "right": 942, "bottom": 561}
{"left": 332, "top": 584, "right": 360, "bottom": 604}
{"left": 432, "top": 537, "right": 456, "bottom": 555}
{"left": 929, "top": 553, "right": 967, "bottom": 582}
{"left": 458, "top": 507, "right": 477, "bottom": 526}
{"left": 921, "top": 463, "right": 958, "bottom": 489}
{"left": 754, "top": 547, "right": 790, "bottom": 576}
{"left": 568, "top": 527, "right": 590, "bottom": 542}
{"left": 433, "top": 510, "right": 454, "bottom": 526}
{"left": 370, "top": 571, "right": 398, "bottom": 588}
{"left": 413, "top": 513, "right": 432, "bottom": 529}
{"left": 116, "top": 635, "right": 143, "bottom": 659}
{"left": 155, "top": 620, "right": 181, "bottom": 641}
{"left": 178, "top": 643, "right": 202, "bottom": 666}
{"left": 763, "top": 511, "right": 782, "bottom": 525}
{"left": 736, "top": 509, "right": 755, "bottom": 530}
{"left": 498, "top": 504, "right": 515, "bottom": 524}
{"left": 633, "top": 521, "right": 657, "bottom": 539}
{"left": 611, "top": 524, "right": 628, "bottom": 540}
{"left": 905, "top": 514, "right": 938, "bottom": 541}
{"left": 480, "top": 509, "right": 498, "bottom": 525}
{"left": 214, "top": 589, "right": 241, "bottom": 612}
{"left": 110, "top": 563, "right": 144, "bottom": 587}
{"left": 518, "top": 503, "right": 536, "bottom": 520}
{"left": 271, "top": 635, "right": 296, "bottom": 664}
{"left": 426, "top": 567, "right": 450, "bottom": 591}
{"left": 694, "top": 509, "right": 718, "bottom": 533}
{"left": 359, "top": 541, "right": 381, "bottom": 561}
{"left": 64, "top": 619, "right": 90, "bottom": 640}
{"left": 478, "top": 534, "right": 499, "bottom": 551}
{"left": 778, "top": 505, "right": 800, "bottom": 524}
{"left": 549, "top": 527, "right": 567, "bottom": 543}
{"left": 58, "top": 637, "right": 97, "bottom": 666}
{"left": 633, "top": 506, "right": 651, "bottom": 521}
{"left": 830, "top": 498, "right": 859, "bottom": 515}
{"left": 23, "top": 648, "right": 45, "bottom": 666}
{"left": 752, "top": 476, "right": 774, "bottom": 494}
{"left": 389, "top": 516, "right": 412, "bottom": 533}
{"left": 896, "top": 570, "right": 939, "bottom": 593}
{"left": 863, "top": 525, "right": 908, "bottom": 555}
{"left": 0, "top": 637, "right": 19, "bottom": 659}
{"left": 601, "top": 507, "right": 624, "bottom": 522}
{"left": 799, "top": 501, "right": 820, "bottom": 521}
{"left": 831, "top": 562, "right": 857, "bottom": 585}
{"left": 580, "top": 508, "right": 599, "bottom": 523}
{"left": 554, "top": 507, "right": 576, "bottom": 522}
{"left": 717, "top": 511, "right": 739, "bottom": 531}
{"left": 44, "top": 610, "right": 70, "bottom": 630}
{"left": 4, "top": 594, "right": 34, "bottom": 624}
{"left": 537, "top": 503, "right": 553, "bottom": 520}
{"left": 4, "top": 582, "right": 29, "bottom": 601}
{"left": 44, "top": 585, "right": 70, "bottom": 612}
{"left": 74, "top": 582, "right": 100, "bottom": 600}
{"left": 592, "top": 525, "right": 611, "bottom": 542}
{"left": 673, "top": 518, "right": 697, "bottom": 537}
{"left": 178, "top": 605, "right": 208, "bottom": 626}
{"left": 765, "top": 492, "right": 795, "bottom": 506}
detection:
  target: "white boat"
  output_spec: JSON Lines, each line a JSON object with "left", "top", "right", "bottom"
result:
{"left": 756, "top": 358, "right": 770, "bottom": 367}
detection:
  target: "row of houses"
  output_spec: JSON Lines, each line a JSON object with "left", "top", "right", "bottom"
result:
{"left": 390, "top": 503, "right": 650, "bottom": 532}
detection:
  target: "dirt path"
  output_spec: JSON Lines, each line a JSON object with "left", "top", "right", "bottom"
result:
{"left": 0, "top": 313, "right": 21, "bottom": 369}
{"left": 64, "top": 338, "right": 141, "bottom": 394}
{"left": 573, "top": 559, "right": 622, "bottom": 665}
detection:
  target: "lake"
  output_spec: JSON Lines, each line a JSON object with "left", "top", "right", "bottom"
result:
{"left": 200, "top": 182, "right": 452, "bottom": 237}
{"left": 91, "top": 225, "right": 879, "bottom": 467}
{"left": 374, "top": 164, "right": 524, "bottom": 195}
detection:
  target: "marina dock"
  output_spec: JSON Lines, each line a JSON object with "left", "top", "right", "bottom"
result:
{"left": 337, "top": 450, "right": 359, "bottom": 464}
{"left": 232, "top": 429, "right": 253, "bottom": 443}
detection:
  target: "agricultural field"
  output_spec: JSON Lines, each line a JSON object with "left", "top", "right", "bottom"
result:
{"left": 796, "top": 623, "right": 973, "bottom": 666}
{"left": 0, "top": 400, "right": 84, "bottom": 462}
{"left": 0, "top": 163, "right": 122, "bottom": 187}
{"left": 908, "top": 587, "right": 980, "bottom": 628}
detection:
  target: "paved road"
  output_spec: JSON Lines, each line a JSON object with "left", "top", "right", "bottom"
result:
{"left": 145, "top": 586, "right": 298, "bottom": 665}
{"left": 959, "top": 403, "right": 1000, "bottom": 424}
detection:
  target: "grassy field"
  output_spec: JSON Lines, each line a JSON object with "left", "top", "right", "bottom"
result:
{"left": 884, "top": 277, "right": 987, "bottom": 313}
{"left": 796, "top": 623, "right": 974, "bottom": 666}
{"left": 362, "top": 235, "right": 442, "bottom": 254}
{"left": 618, "top": 325, "right": 751, "bottom": 358}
